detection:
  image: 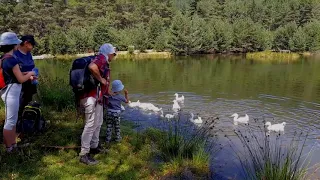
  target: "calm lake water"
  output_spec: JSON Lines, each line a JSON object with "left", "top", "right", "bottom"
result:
{"left": 37, "top": 55, "right": 320, "bottom": 179}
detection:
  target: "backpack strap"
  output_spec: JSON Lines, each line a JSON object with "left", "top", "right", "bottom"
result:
{"left": 0, "top": 54, "right": 14, "bottom": 88}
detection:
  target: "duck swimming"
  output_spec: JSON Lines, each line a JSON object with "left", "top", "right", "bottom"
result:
{"left": 172, "top": 100, "right": 180, "bottom": 112}
{"left": 265, "top": 122, "right": 286, "bottom": 134}
{"left": 174, "top": 93, "right": 184, "bottom": 103}
{"left": 128, "top": 100, "right": 140, "bottom": 108}
{"left": 190, "top": 113, "right": 203, "bottom": 125}
{"left": 231, "top": 113, "right": 249, "bottom": 125}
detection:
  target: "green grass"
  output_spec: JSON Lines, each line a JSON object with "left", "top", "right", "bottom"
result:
{"left": 246, "top": 51, "right": 301, "bottom": 61}
{"left": 0, "top": 107, "right": 211, "bottom": 179}
{"left": 48, "top": 51, "right": 172, "bottom": 61}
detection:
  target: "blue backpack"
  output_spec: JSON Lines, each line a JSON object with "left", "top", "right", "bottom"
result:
{"left": 69, "top": 56, "right": 98, "bottom": 95}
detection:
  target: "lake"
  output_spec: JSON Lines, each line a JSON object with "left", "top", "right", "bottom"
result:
{"left": 37, "top": 55, "right": 320, "bottom": 179}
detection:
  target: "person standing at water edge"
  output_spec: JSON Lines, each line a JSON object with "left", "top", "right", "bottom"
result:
{"left": 79, "top": 43, "right": 116, "bottom": 165}
{"left": 105, "top": 80, "right": 129, "bottom": 143}
{"left": 14, "top": 35, "right": 38, "bottom": 119}
{"left": 0, "top": 32, "right": 35, "bottom": 152}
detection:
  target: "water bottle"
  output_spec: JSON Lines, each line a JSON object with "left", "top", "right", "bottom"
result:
{"left": 32, "top": 67, "right": 39, "bottom": 85}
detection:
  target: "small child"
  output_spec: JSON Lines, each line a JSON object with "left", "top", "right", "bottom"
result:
{"left": 105, "top": 80, "right": 129, "bottom": 143}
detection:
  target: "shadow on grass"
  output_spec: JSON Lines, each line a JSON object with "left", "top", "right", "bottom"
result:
{"left": 0, "top": 108, "right": 212, "bottom": 179}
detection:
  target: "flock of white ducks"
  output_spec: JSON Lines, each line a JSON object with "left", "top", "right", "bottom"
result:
{"left": 231, "top": 113, "right": 286, "bottom": 134}
{"left": 127, "top": 93, "right": 287, "bottom": 134}
{"left": 128, "top": 93, "right": 202, "bottom": 125}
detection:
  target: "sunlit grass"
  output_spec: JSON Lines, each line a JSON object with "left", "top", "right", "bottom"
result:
{"left": 40, "top": 51, "right": 172, "bottom": 61}
{"left": 0, "top": 105, "right": 211, "bottom": 179}
{"left": 247, "top": 51, "right": 301, "bottom": 61}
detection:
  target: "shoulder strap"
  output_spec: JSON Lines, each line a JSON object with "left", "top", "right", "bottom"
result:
{"left": 0, "top": 54, "right": 13, "bottom": 68}
{"left": 0, "top": 54, "right": 12, "bottom": 61}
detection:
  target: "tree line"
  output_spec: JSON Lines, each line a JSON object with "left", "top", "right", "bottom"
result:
{"left": 1, "top": 0, "right": 320, "bottom": 55}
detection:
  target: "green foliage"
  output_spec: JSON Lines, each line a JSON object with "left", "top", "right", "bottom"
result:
{"left": 128, "top": 45, "right": 135, "bottom": 54}
{"left": 232, "top": 18, "right": 272, "bottom": 52}
{"left": 67, "top": 26, "right": 93, "bottom": 53}
{"left": 92, "top": 18, "right": 114, "bottom": 51}
{"left": 202, "top": 19, "right": 233, "bottom": 52}
{"left": 273, "top": 22, "right": 298, "bottom": 50}
{"left": 303, "top": 20, "right": 320, "bottom": 51}
{"left": 168, "top": 12, "right": 203, "bottom": 55}
{"left": 49, "top": 30, "right": 69, "bottom": 55}
{"left": 147, "top": 13, "right": 165, "bottom": 49}
{"left": 1, "top": 0, "right": 320, "bottom": 54}
{"left": 132, "top": 24, "right": 150, "bottom": 52}
{"left": 290, "top": 28, "right": 307, "bottom": 52}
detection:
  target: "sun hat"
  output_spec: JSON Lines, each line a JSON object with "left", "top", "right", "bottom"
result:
{"left": 99, "top": 43, "right": 116, "bottom": 57}
{"left": 0, "top": 32, "right": 22, "bottom": 46}
{"left": 111, "top": 80, "right": 124, "bottom": 92}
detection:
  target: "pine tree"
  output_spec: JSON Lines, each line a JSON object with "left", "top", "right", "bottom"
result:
{"left": 92, "top": 18, "right": 114, "bottom": 50}
{"left": 167, "top": 12, "right": 202, "bottom": 55}
{"left": 147, "top": 14, "right": 165, "bottom": 49}
{"left": 290, "top": 27, "right": 307, "bottom": 52}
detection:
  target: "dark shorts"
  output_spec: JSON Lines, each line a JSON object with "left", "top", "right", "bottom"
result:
{"left": 22, "top": 80, "right": 37, "bottom": 96}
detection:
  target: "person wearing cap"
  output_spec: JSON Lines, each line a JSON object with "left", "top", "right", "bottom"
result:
{"left": 14, "top": 35, "right": 38, "bottom": 119}
{"left": 105, "top": 80, "right": 129, "bottom": 143}
{"left": 0, "top": 32, "right": 35, "bottom": 153}
{"left": 78, "top": 43, "right": 116, "bottom": 165}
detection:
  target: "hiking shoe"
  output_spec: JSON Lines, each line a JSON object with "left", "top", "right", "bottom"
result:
{"left": 79, "top": 154, "right": 98, "bottom": 165}
{"left": 115, "top": 137, "right": 122, "bottom": 143}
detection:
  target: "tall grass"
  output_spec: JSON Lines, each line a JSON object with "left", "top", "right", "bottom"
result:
{"left": 158, "top": 114, "right": 217, "bottom": 161}
{"left": 226, "top": 124, "right": 311, "bottom": 180}
{"left": 38, "top": 77, "right": 74, "bottom": 111}
{"left": 246, "top": 51, "right": 301, "bottom": 61}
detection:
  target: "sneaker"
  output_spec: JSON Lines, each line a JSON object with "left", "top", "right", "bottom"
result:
{"left": 79, "top": 154, "right": 99, "bottom": 165}
{"left": 115, "top": 137, "right": 122, "bottom": 143}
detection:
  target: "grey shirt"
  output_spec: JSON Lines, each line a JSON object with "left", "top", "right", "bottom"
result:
{"left": 107, "top": 93, "right": 126, "bottom": 111}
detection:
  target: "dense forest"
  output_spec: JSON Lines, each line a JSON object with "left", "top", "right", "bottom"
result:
{"left": 1, "top": 0, "right": 320, "bottom": 55}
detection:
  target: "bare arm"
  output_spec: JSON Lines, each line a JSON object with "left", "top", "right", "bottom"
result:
{"left": 124, "top": 89, "right": 129, "bottom": 103}
{"left": 88, "top": 62, "right": 106, "bottom": 85}
{"left": 12, "top": 65, "right": 34, "bottom": 83}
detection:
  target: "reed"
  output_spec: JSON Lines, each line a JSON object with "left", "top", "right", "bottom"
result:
{"left": 226, "top": 124, "right": 312, "bottom": 180}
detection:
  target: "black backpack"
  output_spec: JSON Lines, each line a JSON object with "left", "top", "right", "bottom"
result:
{"left": 69, "top": 56, "right": 98, "bottom": 95}
{"left": 17, "top": 101, "right": 46, "bottom": 134}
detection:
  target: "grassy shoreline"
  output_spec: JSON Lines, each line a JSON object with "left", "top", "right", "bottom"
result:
{"left": 0, "top": 108, "right": 211, "bottom": 179}
{"left": 33, "top": 50, "right": 316, "bottom": 61}
{"left": 246, "top": 51, "right": 313, "bottom": 61}
{"left": 33, "top": 51, "right": 172, "bottom": 60}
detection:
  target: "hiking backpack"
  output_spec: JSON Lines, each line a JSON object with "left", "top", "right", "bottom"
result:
{"left": 17, "top": 101, "right": 46, "bottom": 134}
{"left": 0, "top": 54, "right": 13, "bottom": 89}
{"left": 69, "top": 56, "right": 98, "bottom": 95}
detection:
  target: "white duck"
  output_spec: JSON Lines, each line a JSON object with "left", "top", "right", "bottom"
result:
{"left": 165, "top": 114, "right": 175, "bottom": 119}
{"left": 174, "top": 93, "right": 185, "bottom": 103}
{"left": 121, "top": 105, "right": 125, "bottom": 111}
{"left": 265, "top": 122, "right": 286, "bottom": 134}
{"left": 160, "top": 111, "right": 175, "bottom": 120}
{"left": 172, "top": 100, "right": 181, "bottom": 112}
{"left": 128, "top": 100, "right": 140, "bottom": 108}
{"left": 139, "top": 102, "right": 162, "bottom": 112}
{"left": 190, "top": 113, "right": 203, "bottom": 124}
{"left": 231, "top": 113, "right": 249, "bottom": 125}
